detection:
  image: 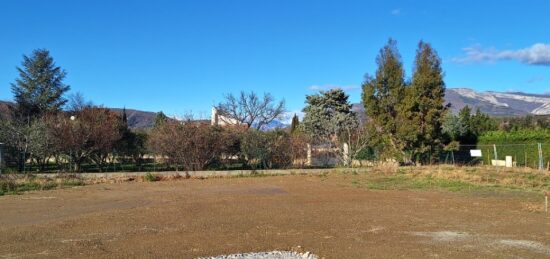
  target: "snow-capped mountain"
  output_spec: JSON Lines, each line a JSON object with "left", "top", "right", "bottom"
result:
{"left": 352, "top": 88, "right": 550, "bottom": 117}
{"left": 445, "top": 88, "right": 550, "bottom": 116}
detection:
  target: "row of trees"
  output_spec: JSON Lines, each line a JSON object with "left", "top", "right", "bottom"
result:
{"left": 148, "top": 121, "right": 308, "bottom": 171}
{"left": 3, "top": 43, "right": 545, "bottom": 172}
{"left": 360, "top": 39, "right": 447, "bottom": 164}
{"left": 0, "top": 49, "right": 147, "bottom": 172}
{"left": 1, "top": 49, "right": 306, "bottom": 172}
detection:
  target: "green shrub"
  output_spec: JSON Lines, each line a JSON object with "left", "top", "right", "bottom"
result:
{"left": 41, "top": 181, "right": 58, "bottom": 190}
{"left": 240, "top": 130, "right": 293, "bottom": 169}
{"left": 60, "top": 178, "right": 85, "bottom": 187}
{"left": 0, "top": 179, "right": 17, "bottom": 195}
{"left": 143, "top": 172, "right": 158, "bottom": 182}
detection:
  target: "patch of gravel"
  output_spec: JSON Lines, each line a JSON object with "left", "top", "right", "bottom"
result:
{"left": 411, "top": 231, "right": 550, "bottom": 256}
{"left": 499, "top": 240, "right": 550, "bottom": 255}
{"left": 412, "top": 231, "right": 470, "bottom": 242}
{"left": 198, "top": 251, "right": 318, "bottom": 259}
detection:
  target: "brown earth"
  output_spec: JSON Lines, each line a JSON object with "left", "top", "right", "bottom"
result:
{"left": 1, "top": 173, "right": 549, "bottom": 258}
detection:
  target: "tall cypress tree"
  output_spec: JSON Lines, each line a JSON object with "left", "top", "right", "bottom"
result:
{"left": 11, "top": 49, "right": 70, "bottom": 119}
{"left": 407, "top": 41, "right": 447, "bottom": 163}
{"left": 362, "top": 39, "right": 406, "bottom": 158}
{"left": 290, "top": 114, "right": 300, "bottom": 134}
{"left": 122, "top": 107, "right": 128, "bottom": 127}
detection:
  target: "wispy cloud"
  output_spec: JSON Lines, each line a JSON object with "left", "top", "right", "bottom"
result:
{"left": 453, "top": 43, "right": 550, "bottom": 66}
{"left": 526, "top": 75, "right": 544, "bottom": 84}
{"left": 390, "top": 9, "right": 401, "bottom": 16}
{"left": 308, "top": 85, "right": 360, "bottom": 92}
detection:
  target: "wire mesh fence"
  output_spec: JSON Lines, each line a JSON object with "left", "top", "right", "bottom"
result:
{"left": 440, "top": 143, "right": 549, "bottom": 170}
{"left": 0, "top": 141, "right": 548, "bottom": 173}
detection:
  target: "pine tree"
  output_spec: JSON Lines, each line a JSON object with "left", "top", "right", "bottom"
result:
{"left": 470, "top": 108, "right": 496, "bottom": 135}
{"left": 154, "top": 111, "right": 168, "bottom": 128}
{"left": 302, "top": 89, "right": 358, "bottom": 165}
{"left": 457, "top": 106, "right": 477, "bottom": 144}
{"left": 11, "top": 49, "right": 70, "bottom": 119}
{"left": 406, "top": 41, "right": 447, "bottom": 163}
{"left": 361, "top": 38, "right": 406, "bottom": 158}
{"left": 303, "top": 89, "right": 356, "bottom": 142}
{"left": 290, "top": 114, "right": 300, "bottom": 134}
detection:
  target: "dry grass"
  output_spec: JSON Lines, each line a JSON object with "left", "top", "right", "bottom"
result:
{"left": 351, "top": 165, "right": 550, "bottom": 193}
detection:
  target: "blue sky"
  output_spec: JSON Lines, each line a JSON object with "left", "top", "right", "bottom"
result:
{"left": 1, "top": 0, "right": 549, "bottom": 118}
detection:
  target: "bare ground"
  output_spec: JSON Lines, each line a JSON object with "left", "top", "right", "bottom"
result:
{"left": 1, "top": 173, "right": 549, "bottom": 258}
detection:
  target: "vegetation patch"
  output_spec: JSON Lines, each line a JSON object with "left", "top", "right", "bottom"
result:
{"left": 0, "top": 174, "right": 85, "bottom": 196}
{"left": 143, "top": 172, "right": 160, "bottom": 182}
{"left": 336, "top": 165, "right": 549, "bottom": 193}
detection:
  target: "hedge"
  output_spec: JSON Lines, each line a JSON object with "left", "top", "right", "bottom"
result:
{"left": 478, "top": 129, "right": 550, "bottom": 168}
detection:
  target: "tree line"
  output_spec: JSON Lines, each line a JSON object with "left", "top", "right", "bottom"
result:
{"left": 1, "top": 43, "right": 548, "bottom": 173}
{"left": 0, "top": 49, "right": 309, "bottom": 172}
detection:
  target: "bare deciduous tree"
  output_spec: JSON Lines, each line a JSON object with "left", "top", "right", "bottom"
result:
{"left": 48, "top": 107, "right": 121, "bottom": 172}
{"left": 215, "top": 91, "right": 285, "bottom": 130}
{"left": 67, "top": 92, "right": 93, "bottom": 112}
{"left": 148, "top": 121, "right": 235, "bottom": 171}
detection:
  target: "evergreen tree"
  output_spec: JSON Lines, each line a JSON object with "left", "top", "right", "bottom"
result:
{"left": 458, "top": 106, "right": 472, "bottom": 127}
{"left": 456, "top": 106, "right": 477, "bottom": 144}
{"left": 302, "top": 89, "right": 357, "bottom": 142}
{"left": 11, "top": 49, "right": 70, "bottom": 119}
{"left": 122, "top": 107, "right": 128, "bottom": 126}
{"left": 302, "top": 89, "right": 359, "bottom": 165}
{"left": 405, "top": 41, "right": 447, "bottom": 163}
{"left": 154, "top": 111, "right": 168, "bottom": 128}
{"left": 290, "top": 114, "right": 300, "bottom": 134}
{"left": 361, "top": 38, "right": 406, "bottom": 158}
{"left": 442, "top": 113, "right": 467, "bottom": 141}
{"left": 470, "top": 108, "right": 496, "bottom": 135}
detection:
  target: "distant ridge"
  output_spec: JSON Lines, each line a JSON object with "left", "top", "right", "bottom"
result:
{"left": 352, "top": 88, "right": 550, "bottom": 117}
{"left": 444, "top": 88, "right": 550, "bottom": 116}
{"left": 2, "top": 88, "right": 549, "bottom": 130}
{"left": 109, "top": 108, "right": 158, "bottom": 130}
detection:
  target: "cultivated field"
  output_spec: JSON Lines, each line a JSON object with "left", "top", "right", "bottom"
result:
{"left": 1, "top": 167, "right": 549, "bottom": 258}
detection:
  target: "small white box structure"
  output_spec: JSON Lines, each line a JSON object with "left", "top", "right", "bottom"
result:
{"left": 505, "top": 156, "right": 513, "bottom": 168}
{"left": 491, "top": 160, "right": 506, "bottom": 166}
{"left": 470, "top": 149, "right": 482, "bottom": 157}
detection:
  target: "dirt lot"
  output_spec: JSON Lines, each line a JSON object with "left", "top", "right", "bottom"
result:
{"left": 1, "top": 173, "right": 549, "bottom": 258}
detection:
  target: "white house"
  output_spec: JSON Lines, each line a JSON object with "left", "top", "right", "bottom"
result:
{"left": 211, "top": 107, "right": 241, "bottom": 126}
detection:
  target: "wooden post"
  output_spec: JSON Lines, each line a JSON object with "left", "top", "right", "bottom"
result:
{"left": 545, "top": 192, "right": 548, "bottom": 213}
{"left": 306, "top": 143, "right": 312, "bottom": 166}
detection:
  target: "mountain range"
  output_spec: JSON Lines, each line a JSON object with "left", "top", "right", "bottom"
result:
{"left": 352, "top": 88, "right": 550, "bottom": 118}
{"left": 444, "top": 88, "right": 550, "bottom": 116}
{"left": 2, "top": 88, "right": 549, "bottom": 130}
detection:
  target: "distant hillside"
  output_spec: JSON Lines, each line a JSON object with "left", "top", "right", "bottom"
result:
{"left": 0, "top": 101, "right": 159, "bottom": 130}
{"left": 0, "top": 101, "right": 13, "bottom": 119}
{"left": 352, "top": 88, "right": 550, "bottom": 117}
{"left": 109, "top": 108, "right": 158, "bottom": 130}
{"left": 3, "top": 88, "right": 548, "bottom": 129}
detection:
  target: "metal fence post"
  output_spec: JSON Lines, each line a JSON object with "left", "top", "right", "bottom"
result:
{"left": 538, "top": 143, "right": 543, "bottom": 171}
{"left": 493, "top": 144, "right": 498, "bottom": 161}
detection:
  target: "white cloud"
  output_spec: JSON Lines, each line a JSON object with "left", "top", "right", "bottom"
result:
{"left": 453, "top": 43, "right": 550, "bottom": 66}
{"left": 391, "top": 9, "right": 401, "bottom": 16}
{"left": 308, "top": 85, "right": 360, "bottom": 92}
